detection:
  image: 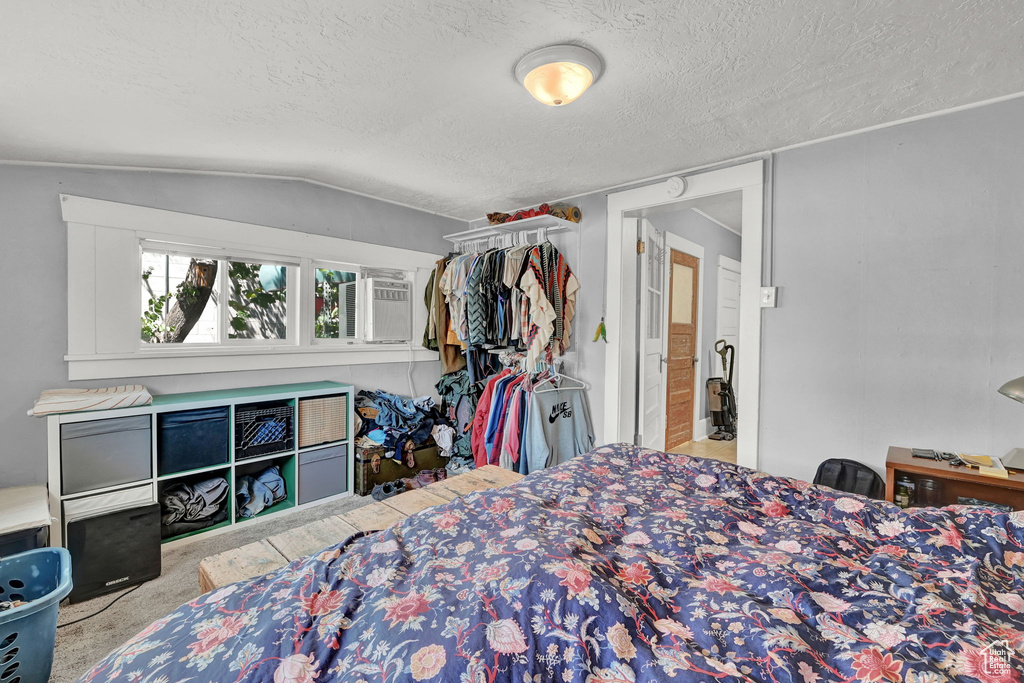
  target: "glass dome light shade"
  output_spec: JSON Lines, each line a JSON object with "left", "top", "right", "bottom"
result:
{"left": 515, "top": 45, "right": 602, "bottom": 107}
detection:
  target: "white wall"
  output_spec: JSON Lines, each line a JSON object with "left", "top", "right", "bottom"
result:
{"left": 0, "top": 166, "right": 465, "bottom": 487}
{"left": 761, "top": 96, "right": 1024, "bottom": 482}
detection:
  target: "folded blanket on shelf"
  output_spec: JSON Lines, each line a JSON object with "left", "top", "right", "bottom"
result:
{"left": 29, "top": 385, "right": 152, "bottom": 417}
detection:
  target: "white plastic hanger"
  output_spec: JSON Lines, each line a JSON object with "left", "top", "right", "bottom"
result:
{"left": 534, "top": 359, "right": 589, "bottom": 393}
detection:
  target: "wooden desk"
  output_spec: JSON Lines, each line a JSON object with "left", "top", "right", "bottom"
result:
{"left": 886, "top": 446, "right": 1024, "bottom": 510}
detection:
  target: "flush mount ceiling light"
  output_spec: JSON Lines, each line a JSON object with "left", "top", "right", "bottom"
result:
{"left": 514, "top": 44, "right": 603, "bottom": 106}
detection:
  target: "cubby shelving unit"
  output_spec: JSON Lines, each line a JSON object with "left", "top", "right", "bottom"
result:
{"left": 47, "top": 381, "right": 353, "bottom": 548}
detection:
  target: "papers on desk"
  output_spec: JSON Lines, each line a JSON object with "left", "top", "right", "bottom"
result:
{"left": 958, "top": 453, "right": 1009, "bottom": 479}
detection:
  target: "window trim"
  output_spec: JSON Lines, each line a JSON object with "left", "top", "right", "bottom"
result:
{"left": 62, "top": 194, "right": 440, "bottom": 380}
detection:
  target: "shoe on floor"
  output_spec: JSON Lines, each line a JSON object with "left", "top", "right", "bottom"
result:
{"left": 370, "top": 480, "right": 407, "bottom": 501}
{"left": 415, "top": 470, "right": 437, "bottom": 487}
{"left": 401, "top": 476, "right": 421, "bottom": 490}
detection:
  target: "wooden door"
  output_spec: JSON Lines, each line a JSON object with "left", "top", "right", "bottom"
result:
{"left": 665, "top": 249, "right": 699, "bottom": 449}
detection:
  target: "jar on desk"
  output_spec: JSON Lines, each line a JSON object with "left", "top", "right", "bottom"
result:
{"left": 894, "top": 475, "right": 916, "bottom": 508}
{"left": 916, "top": 478, "right": 942, "bottom": 507}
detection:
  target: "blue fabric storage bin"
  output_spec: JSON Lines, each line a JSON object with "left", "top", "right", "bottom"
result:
{"left": 157, "top": 407, "right": 229, "bottom": 476}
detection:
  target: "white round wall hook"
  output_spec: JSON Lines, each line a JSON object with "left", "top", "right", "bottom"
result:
{"left": 666, "top": 176, "right": 687, "bottom": 198}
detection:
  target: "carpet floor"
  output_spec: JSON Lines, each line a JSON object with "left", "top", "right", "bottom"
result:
{"left": 49, "top": 493, "right": 373, "bottom": 683}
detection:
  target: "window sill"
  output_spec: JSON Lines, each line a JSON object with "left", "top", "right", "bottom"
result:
{"left": 65, "top": 344, "right": 440, "bottom": 380}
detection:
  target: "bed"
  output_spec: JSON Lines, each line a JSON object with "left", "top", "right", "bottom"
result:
{"left": 77, "top": 444, "right": 1024, "bottom": 682}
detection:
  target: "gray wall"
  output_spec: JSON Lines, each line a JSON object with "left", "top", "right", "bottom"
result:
{"left": 761, "top": 97, "right": 1024, "bottom": 482}
{"left": 0, "top": 165, "right": 464, "bottom": 487}
{"left": 557, "top": 96, "right": 1024, "bottom": 483}
{"left": 647, "top": 209, "right": 742, "bottom": 421}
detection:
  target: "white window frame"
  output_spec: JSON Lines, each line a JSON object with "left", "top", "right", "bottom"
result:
{"left": 62, "top": 194, "right": 440, "bottom": 380}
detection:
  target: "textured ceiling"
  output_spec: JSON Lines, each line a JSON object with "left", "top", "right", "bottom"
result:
{"left": 1, "top": 1, "right": 1023, "bottom": 220}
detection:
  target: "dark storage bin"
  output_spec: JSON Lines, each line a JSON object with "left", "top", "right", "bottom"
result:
{"left": 66, "top": 503, "right": 161, "bottom": 603}
{"left": 298, "top": 445, "right": 348, "bottom": 504}
{"left": 0, "top": 526, "right": 48, "bottom": 557}
{"left": 235, "top": 400, "right": 294, "bottom": 460}
{"left": 157, "top": 407, "right": 229, "bottom": 476}
{"left": 61, "top": 416, "right": 152, "bottom": 495}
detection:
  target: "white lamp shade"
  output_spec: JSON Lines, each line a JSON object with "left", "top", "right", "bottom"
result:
{"left": 999, "top": 375, "right": 1024, "bottom": 404}
{"left": 515, "top": 45, "right": 602, "bottom": 107}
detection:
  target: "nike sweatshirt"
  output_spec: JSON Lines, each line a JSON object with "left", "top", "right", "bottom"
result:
{"left": 523, "top": 383, "right": 595, "bottom": 473}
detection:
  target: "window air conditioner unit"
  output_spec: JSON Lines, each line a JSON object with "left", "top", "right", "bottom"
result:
{"left": 364, "top": 278, "right": 412, "bottom": 342}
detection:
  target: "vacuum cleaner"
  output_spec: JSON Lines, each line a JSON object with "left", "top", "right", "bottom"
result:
{"left": 707, "top": 339, "right": 737, "bottom": 441}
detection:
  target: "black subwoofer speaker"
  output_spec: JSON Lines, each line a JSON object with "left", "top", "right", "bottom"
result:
{"left": 66, "top": 503, "right": 161, "bottom": 603}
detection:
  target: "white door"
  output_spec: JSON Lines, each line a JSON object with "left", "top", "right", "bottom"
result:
{"left": 637, "top": 219, "right": 666, "bottom": 449}
{"left": 715, "top": 255, "right": 741, "bottom": 378}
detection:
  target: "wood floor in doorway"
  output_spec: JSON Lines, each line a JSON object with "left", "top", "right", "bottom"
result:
{"left": 668, "top": 438, "right": 737, "bottom": 464}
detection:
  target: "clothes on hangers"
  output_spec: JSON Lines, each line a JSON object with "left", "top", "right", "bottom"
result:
{"left": 427, "top": 239, "right": 579, "bottom": 361}
{"left": 471, "top": 364, "right": 593, "bottom": 473}
{"left": 520, "top": 242, "right": 580, "bottom": 368}
{"left": 423, "top": 257, "right": 466, "bottom": 374}
{"left": 426, "top": 234, "right": 585, "bottom": 475}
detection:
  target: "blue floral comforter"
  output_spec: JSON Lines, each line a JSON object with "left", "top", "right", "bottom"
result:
{"left": 79, "top": 444, "right": 1024, "bottom": 683}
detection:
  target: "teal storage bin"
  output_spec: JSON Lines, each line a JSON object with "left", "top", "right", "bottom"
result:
{"left": 0, "top": 548, "right": 73, "bottom": 683}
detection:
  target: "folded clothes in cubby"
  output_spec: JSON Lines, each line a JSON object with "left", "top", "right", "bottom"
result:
{"left": 236, "top": 465, "right": 287, "bottom": 518}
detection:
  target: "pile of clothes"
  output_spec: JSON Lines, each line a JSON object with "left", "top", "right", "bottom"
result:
{"left": 355, "top": 390, "right": 456, "bottom": 467}
{"left": 159, "top": 476, "right": 228, "bottom": 538}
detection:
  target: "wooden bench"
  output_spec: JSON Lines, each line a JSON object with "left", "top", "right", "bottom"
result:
{"left": 198, "top": 465, "right": 524, "bottom": 592}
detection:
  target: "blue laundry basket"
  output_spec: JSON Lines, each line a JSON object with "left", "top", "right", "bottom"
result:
{"left": 0, "top": 548, "right": 73, "bottom": 683}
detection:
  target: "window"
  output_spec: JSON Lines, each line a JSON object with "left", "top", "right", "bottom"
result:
{"left": 63, "top": 194, "right": 439, "bottom": 380}
{"left": 141, "top": 250, "right": 219, "bottom": 344}
{"left": 140, "top": 248, "right": 294, "bottom": 345}
{"left": 227, "top": 261, "right": 289, "bottom": 341}
{"left": 313, "top": 266, "right": 358, "bottom": 341}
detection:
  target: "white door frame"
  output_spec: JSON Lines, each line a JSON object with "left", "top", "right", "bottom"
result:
{"left": 603, "top": 160, "right": 763, "bottom": 469}
{"left": 662, "top": 230, "right": 704, "bottom": 447}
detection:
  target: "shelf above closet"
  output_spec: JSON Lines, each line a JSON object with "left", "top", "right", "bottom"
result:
{"left": 443, "top": 214, "right": 578, "bottom": 243}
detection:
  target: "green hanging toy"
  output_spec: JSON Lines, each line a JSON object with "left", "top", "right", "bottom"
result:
{"left": 593, "top": 316, "right": 607, "bottom": 343}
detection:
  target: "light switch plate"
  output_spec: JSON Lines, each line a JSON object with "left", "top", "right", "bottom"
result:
{"left": 760, "top": 286, "right": 778, "bottom": 308}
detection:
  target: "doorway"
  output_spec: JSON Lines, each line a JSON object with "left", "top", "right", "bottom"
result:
{"left": 637, "top": 223, "right": 706, "bottom": 452}
{"left": 603, "top": 161, "right": 763, "bottom": 470}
